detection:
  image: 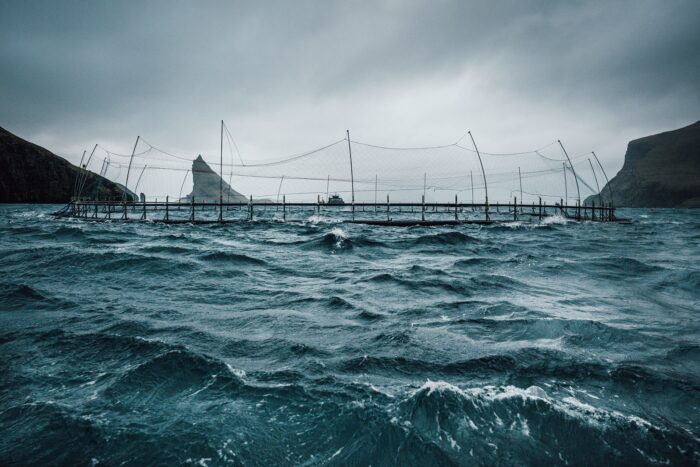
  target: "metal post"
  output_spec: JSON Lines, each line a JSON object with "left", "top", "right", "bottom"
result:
{"left": 142, "top": 199, "right": 146, "bottom": 220}
{"left": 178, "top": 169, "right": 189, "bottom": 210}
{"left": 374, "top": 175, "right": 378, "bottom": 212}
{"left": 563, "top": 163, "right": 568, "bottom": 208}
{"left": 592, "top": 151, "right": 614, "bottom": 208}
{"left": 73, "top": 150, "right": 87, "bottom": 200}
{"left": 165, "top": 196, "right": 169, "bottom": 221}
{"left": 577, "top": 200, "right": 581, "bottom": 221}
{"left": 219, "top": 120, "right": 223, "bottom": 222}
{"left": 317, "top": 194, "right": 320, "bottom": 215}
{"left": 518, "top": 167, "right": 523, "bottom": 209}
{"left": 468, "top": 132, "right": 489, "bottom": 220}
{"left": 514, "top": 196, "right": 517, "bottom": 221}
{"left": 283, "top": 195, "right": 286, "bottom": 221}
{"left": 123, "top": 136, "right": 140, "bottom": 215}
{"left": 249, "top": 195, "right": 253, "bottom": 221}
{"left": 421, "top": 194, "right": 425, "bottom": 221}
{"left": 470, "top": 170, "right": 474, "bottom": 206}
{"left": 346, "top": 130, "right": 355, "bottom": 220}
{"left": 454, "top": 194, "right": 458, "bottom": 220}
{"left": 588, "top": 158, "right": 601, "bottom": 199}
{"left": 190, "top": 196, "right": 195, "bottom": 222}
{"left": 386, "top": 194, "right": 390, "bottom": 221}
{"left": 558, "top": 140, "right": 581, "bottom": 207}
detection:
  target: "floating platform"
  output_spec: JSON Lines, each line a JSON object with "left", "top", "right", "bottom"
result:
{"left": 54, "top": 199, "right": 624, "bottom": 225}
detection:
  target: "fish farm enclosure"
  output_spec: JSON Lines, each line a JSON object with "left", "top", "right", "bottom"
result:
{"left": 59, "top": 124, "right": 621, "bottom": 226}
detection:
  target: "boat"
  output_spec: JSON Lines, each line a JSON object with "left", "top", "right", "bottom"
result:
{"left": 327, "top": 194, "right": 345, "bottom": 205}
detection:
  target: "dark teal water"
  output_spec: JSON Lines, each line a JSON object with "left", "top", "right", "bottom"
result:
{"left": 1, "top": 205, "right": 699, "bottom": 465}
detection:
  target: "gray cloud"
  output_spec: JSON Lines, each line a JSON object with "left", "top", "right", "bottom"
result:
{"left": 1, "top": 0, "right": 698, "bottom": 199}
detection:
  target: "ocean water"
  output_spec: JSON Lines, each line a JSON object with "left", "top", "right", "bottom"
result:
{"left": 0, "top": 204, "right": 699, "bottom": 465}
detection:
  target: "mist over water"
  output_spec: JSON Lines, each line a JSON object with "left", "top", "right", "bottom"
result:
{"left": 1, "top": 205, "right": 699, "bottom": 465}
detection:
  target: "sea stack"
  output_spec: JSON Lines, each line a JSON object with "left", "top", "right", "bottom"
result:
{"left": 184, "top": 155, "right": 248, "bottom": 203}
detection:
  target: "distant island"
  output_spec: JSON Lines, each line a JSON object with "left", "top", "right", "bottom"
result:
{"left": 587, "top": 121, "right": 700, "bottom": 208}
{"left": 0, "top": 126, "right": 133, "bottom": 203}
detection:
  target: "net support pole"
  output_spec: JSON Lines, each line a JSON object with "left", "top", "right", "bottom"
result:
{"left": 77, "top": 144, "right": 98, "bottom": 201}
{"left": 558, "top": 140, "right": 581, "bottom": 208}
{"left": 470, "top": 170, "right": 474, "bottom": 206}
{"left": 123, "top": 136, "right": 140, "bottom": 218}
{"left": 588, "top": 158, "right": 601, "bottom": 196}
{"left": 178, "top": 169, "right": 189, "bottom": 210}
{"left": 518, "top": 166, "right": 523, "bottom": 212}
{"left": 346, "top": 130, "right": 355, "bottom": 220}
{"left": 283, "top": 195, "right": 286, "bottom": 221}
{"left": 591, "top": 151, "right": 614, "bottom": 208}
{"left": 374, "top": 175, "right": 378, "bottom": 212}
{"left": 73, "top": 150, "right": 87, "bottom": 200}
{"left": 219, "top": 120, "right": 224, "bottom": 222}
{"left": 467, "top": 132, "right": 488, "bottom": 220}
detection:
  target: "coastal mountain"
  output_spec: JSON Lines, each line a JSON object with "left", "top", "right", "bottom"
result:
{"left": 0, "top": 126, "right": 134, "bottom": 203}
{"left": 587, "top": 122, "right": 700, "bottom": 208}
{"left": 184, "top": 155, "right": 249, "bottom": 203}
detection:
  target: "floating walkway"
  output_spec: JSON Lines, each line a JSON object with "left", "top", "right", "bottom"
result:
{"left": 54, "top": 197, "right": 622, "bottom": 226}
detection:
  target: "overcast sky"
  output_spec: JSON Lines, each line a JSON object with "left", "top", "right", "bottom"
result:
{"left": 1, "top": 0, "right": 698, "bottom": 200}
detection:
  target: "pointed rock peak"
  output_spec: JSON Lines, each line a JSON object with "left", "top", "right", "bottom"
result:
{"left": 195, "top": 154, "right": 205, "bottom": 162}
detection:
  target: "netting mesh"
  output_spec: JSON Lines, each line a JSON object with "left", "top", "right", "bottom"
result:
{"left": 86, "top": 129, "right": 606, "bottom": 205}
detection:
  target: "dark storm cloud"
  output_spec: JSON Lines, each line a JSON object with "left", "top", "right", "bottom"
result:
{"left": 0, "top": 0, "right": 698, "bottom": 175}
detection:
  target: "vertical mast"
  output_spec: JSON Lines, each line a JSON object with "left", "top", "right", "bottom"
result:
{"left": 73, "top": 150, "right": 87, "bottom": 200}
{"left": 470, "top": 170, "right": 474, "bottom": 204}
{"left": 374, "top": 175, "right": 378, "bottom": 205}
{"left": 563, "top": 162, "right": 568, "bottom": 206}
{"left": 518, "top": 166, "right": 523, "bottom": 206}
{"left": 219, "top": 120, "right": 223, "bottom": 221}
{"left": 326, "top": 175, "right": 330, "bottom": 201}
{"left": 77, "top": 144, "right": 98, "bottom": 200}
{"left": 558, "top": 140, "right": 581, "bottom": 204}
{"left": 346, "top": 130, "right": 355, "bottom": 217}
{"left": 178, "top": 169, "right": 190, "bottom": 201}
{"left": 588, "top": 158, "right": 600, "bottom": 194}
{"left": 123, "top": 136, "right": 140, "bottom": 203}
{"left": 276, "top": 176, "right": 285, "bottom": 204}
{"left": 591, "top": 151, "right": 614, "bottom": 207}
{"left": 468, "top": 132, "right": 488, "bottom": 216}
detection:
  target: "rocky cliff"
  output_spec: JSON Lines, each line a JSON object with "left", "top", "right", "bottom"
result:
{"left": 184, "top": 155, "right": 249, "bottom": 202}
{"left": 0, "top": 126, "right": 134, "bottom": 203}
{"left": 587, "top": 121, "right": 700, "bottom": 208}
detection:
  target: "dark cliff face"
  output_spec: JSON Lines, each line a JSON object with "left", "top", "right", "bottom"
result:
{"left": 588, "top": 121, "right": 700, "bottom": 208}
{"left": 0, "top": 127, "right": 132, "bottom": 203}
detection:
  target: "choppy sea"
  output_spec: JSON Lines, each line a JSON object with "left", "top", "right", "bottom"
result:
{"left": 1, "top": 204, "right": 699, "bottom": 465}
